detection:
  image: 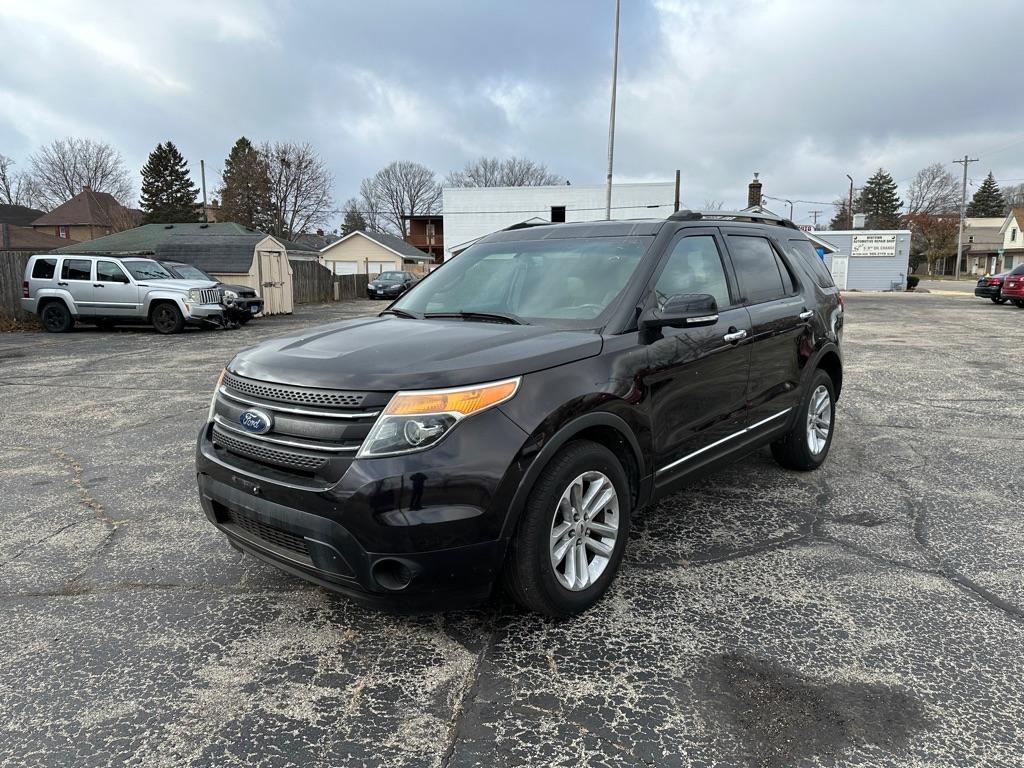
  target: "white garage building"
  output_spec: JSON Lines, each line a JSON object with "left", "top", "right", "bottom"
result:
{"left": 320, "top": 229, "right": 432, "bottom": 276}
{"left": 811, "top": 229, "right": 911, "bottom": 291}
{"left": 442, "top": 181, "right": 677, "bottom": 260}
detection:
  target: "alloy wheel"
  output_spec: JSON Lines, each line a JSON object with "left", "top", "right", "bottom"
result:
{"left": 549, "top": 471, "right": 619, "bottom": 591}
{"left": 806, "top": 384, "right": 832, "bottom": 455}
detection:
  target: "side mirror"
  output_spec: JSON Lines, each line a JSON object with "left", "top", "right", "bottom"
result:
{"left": 640, "top": 293, "right": 719, "bottom": 330}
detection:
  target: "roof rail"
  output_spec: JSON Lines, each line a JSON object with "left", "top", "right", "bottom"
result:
{"left": 502, "top": 220, "right": 552, "bottom": 231}
{"left": 687, "top": 210, "right": 800, "bottom": 229}
{"left": 666, "top": 209, "right": 703, "bottom": 221}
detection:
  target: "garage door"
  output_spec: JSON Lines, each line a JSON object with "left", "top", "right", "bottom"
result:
{"left": 331, "top": 261, "right": 358, "bottom": 275}
{"left": 368, "top": 261, "right": 396, "bottom": 276}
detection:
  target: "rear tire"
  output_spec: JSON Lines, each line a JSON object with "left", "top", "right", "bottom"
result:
{"left": 1013, "top": 299, "right": 1024, "bottom": 309}
{"left": 770, "top": 369, "right": 836, "bottom": 471}
{"left": 39, "top": 301, "right": 73, "bottom": 333}
{"left": 151, "top": 302, "right": 185, "bottom": 334}
{"left": 503, "top": 440, "right": 631, "bottom": 617}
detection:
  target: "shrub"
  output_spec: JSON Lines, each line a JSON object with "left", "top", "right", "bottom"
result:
{"left": 906, "top": 275, "right": 920, "bottom": 291}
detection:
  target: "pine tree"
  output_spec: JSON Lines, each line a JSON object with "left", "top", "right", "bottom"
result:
{"left": 858, "top": 168, "right": 903, "bottom": 229}
{"left": 140, "top": 142, "right": 199, "bottom": 224}
{"left": 966, "top": 172, "right": 1006, "bottom": 217}
{"left": 340, "top": 198, "right": 368, "bottom": 236}
{"left": 218, "top": 137, "right": 272, "bottom": 230}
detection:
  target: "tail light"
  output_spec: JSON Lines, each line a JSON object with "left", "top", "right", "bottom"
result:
{"left": 987, "top": 278, "right": 1001, "bottom": 286}
{"left": 22, "top": 280, "right": 29, "bottom": 298}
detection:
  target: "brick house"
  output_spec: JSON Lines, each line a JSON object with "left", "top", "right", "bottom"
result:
{"left": 30, "top": 186, "right": 139, "bottom": 242}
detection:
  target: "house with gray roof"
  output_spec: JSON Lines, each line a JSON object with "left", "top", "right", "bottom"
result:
{"left": 320, "top": 229, "right": 432, "bottom": 276}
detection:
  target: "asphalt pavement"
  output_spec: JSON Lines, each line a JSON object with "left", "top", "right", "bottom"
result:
{"left": 1, "top": 292, "right": 1023, "bottom": 767}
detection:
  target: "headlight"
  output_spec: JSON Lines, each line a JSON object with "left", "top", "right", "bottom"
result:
{"left": 222, "top": 289, "right": 238, "bottom": 306}
{"left": 357, "top": 378, "right": 520, "bottom": 457}
{"left": 188, "top": 288, "right": 202, "bottom": 302}
{"left": 207, "top": 369, "right": 225, "bottom": 423}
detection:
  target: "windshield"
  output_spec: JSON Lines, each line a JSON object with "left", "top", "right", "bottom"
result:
{"left": 392, "top": 236, "right": 651, "bottom": 328}
{"left": 376, "top": 272, "right": 405, "bottom": 281}
{"left": 167, "top": 263, "right": 212, "bottom": 281}
{"left": 123, "top": 259, "right": 173, "bottom": 280}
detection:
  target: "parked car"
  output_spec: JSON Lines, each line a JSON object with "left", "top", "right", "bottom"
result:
{"left": 22, "top": 254, "right": 231, "bottom": 334}
{"left": 157, "top": 260, "right": 264, "bottom": 323}
{"left": 975, "top": 272, "right": 1010, "bottom": 303}
{"left": 196, "top": 211, "right": 843, "bottom": 617}
{"left": 366, "top": 271, "right": 417, "bottom": 300}
{"left": 998, "top": 264, "right": 1024, "bottom": 307}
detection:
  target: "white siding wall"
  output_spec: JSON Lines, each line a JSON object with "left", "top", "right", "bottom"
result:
{"left": 442, "top": 182, "right": 677, "bottom": 260}
{"left": 814, "top": 230, "right": 911, "bottom": 290}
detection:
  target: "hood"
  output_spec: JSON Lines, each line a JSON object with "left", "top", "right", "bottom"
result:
{"left": 143, "top": 279, "right": 218, "bottom": 292}
{"left": 229, "top": 316, "right": 603, "bottom": 391}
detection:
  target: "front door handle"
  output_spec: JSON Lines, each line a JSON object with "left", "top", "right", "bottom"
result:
{"left": 799, "top": 310, "right": 814, "bottom": 320}
{"left": 93, "top": 283, "right": 103, "bottom": 288}
{"left": 57, "top": 281, "right": 68, "bottom": 286}
{"left": 723, "top": 328, "right": 748, "bottom": 343}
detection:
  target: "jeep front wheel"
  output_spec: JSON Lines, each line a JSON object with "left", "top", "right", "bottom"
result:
{"left": 151, "top": 302, "right": 185, "bottom": 334}
{"left": 504, "top": 440, "right": 630, "bottom": 617}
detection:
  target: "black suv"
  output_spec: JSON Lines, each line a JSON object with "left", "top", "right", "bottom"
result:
{"left": 196, "top": 211, "right": 843, "bottom": 616}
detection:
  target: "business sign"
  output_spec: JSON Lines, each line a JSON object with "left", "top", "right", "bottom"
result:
{"left": 851, "top": 233, "right": 897, "bottom": 258}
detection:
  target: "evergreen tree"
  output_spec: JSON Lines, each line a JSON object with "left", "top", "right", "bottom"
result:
{"left": 218, "top": 137, "right": 272, "bottom": 230}
{"left": 966, "top": 172, "right": 1006, "bottom": 217}
{"left": 140, "top": 141, "right": 199, "bottom": 224}
{"left": 858, "top": 168, "right": 902, "bottom": 229}
{"left": 340, "top": 197, "right": 368, "bottom": 236}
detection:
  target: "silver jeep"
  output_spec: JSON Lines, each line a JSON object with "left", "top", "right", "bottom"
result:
{"left": 22, "top": 254, "right": 231, "bottom": 334}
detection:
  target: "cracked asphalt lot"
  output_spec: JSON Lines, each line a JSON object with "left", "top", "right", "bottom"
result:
{"left": 2, "top": 293, "right": 1023, "bottom": 767}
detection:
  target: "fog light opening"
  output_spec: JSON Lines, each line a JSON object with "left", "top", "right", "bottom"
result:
{"left": 372, "top": 558, "right": 414, "bottom": 591}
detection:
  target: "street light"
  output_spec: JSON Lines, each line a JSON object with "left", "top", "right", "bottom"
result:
{"left": 846, "top": 174, "right": 854, "bottom": 229}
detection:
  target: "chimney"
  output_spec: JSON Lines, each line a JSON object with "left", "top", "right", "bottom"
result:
{"left": 747, "top": 173, "right": 762, "bottom": 209}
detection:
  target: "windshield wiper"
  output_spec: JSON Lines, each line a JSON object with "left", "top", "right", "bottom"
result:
{"left": 423, "top": 311, "right": 525, "bottom": 325}
{"left": 379, "top": 308, "right": 421, "bottom": 319}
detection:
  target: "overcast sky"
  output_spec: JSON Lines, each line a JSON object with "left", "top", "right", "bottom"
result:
{"left": 2, "top": 0, "right": 1022, "bottom": 226}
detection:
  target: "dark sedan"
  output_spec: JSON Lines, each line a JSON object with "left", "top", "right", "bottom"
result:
{"left": 158, "top": 261, "right": 264, "bottom": 322}
{"left": 975, "top": 272, "right": 1009, "bottom": 304}
{"left": 366, "top": 271, "right": 417, "bottom": 300}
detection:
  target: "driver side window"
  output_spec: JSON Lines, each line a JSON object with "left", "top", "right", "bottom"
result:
{"left": 655, "top": 235, "right": 730, "bottom": 310}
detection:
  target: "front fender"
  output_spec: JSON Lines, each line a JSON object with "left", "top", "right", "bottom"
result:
{"left": 142, "top": 290, "right": 187, "bottom": 315}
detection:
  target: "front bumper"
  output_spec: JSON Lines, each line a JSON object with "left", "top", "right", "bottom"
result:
{"left": 366, "top": 287, "right": 404, "bottom": 300}
{"left": 195, "top": 407, "right": 530, "bottom": 606}
{"left": 974, "top": 285, "right": 1002, "bottom": 299}
{"left": 225, "top": 298, "right": 264, "bottom": 319}
{"left": 184, "top": 302, "right": 229, "bottom": 324}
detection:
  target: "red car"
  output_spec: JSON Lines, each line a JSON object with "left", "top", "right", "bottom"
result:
{"left": 1002, "top": 265, "right": 1024, "bottom": 308}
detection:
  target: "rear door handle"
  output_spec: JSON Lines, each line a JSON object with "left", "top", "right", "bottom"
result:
{"left": 799, "top": 310, "right": 814, "bottom": 320}
{"left": 57, "top": 281, "right": 68, "bottom": 286}
{"left": 723, "top": 329, "right": 748, "bottom": 343}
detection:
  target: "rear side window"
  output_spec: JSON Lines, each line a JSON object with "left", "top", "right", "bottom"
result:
{"left": 32, "top": 258, "right": 57, "bottom": 279}
{"left": 727, "top": 236, "right": 792, "bottom": 304}
{"left": 61, "top": 259, "right": 92, "bottom": 281}
{"left": 786, "top": 238, "right": 835, "bottom": 289}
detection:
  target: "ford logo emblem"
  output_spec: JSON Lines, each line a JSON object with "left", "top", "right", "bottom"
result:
{"left": 239, "top": 408, "right": 273, "bottom": 435}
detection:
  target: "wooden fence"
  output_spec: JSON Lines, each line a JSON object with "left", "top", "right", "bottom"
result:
{"left": 0, "top": 251, "right": 32, "bottom": 322}
{"left": 290, "top": 260, "right": 369, "bottom": 304}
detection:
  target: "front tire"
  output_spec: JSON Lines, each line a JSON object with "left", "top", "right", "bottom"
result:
{"left": 991, "top": 297, "right": 1007, "bottom": 304}
{"left": 151, "top": 302, "right": 185, "bottom": 334}
{"left": 770, "top": 369, "right": 836, "bottom": 471}
{"left": 503, "top": 440, "right": 631, "bottom": 617}
{"left": 1013, "top": 299, "right": 1024, "bottom": 309}
{"left": 39, "top": 301, "right": 74, "bottom": 333}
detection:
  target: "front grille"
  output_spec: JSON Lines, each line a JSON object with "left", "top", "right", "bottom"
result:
{"left": 212, "top": 426, "right": 327, "bottom": 472}
{"left": 224, "top": 508, "right": 309, "bottom": 557}
{"left": 224, "top": 373, "right": 365, "bottom": 408}
{"left": 199, "top": 288, "right": 223, "bottom": 304}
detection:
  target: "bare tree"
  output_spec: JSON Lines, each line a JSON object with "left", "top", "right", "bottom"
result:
{"left": 445, "top": 156, "right": 563, "bottom": 188}
{"left": 906, "top": 163, "right": 960, "bottom": 217}
{"left": 1003, "top": 183, "right": 1024, "bottom": 212}
{"left": 261, "top": 141, "right": 334, "bottom": 240}
{"left": 29, "top": 137, "right": 133, "bottom": 208}
{"left": 357, "top": 178, "right": 386, "bottom": 232}
{"left": 360, "top": 161, "right": 441, "bottom": 237}
{"left": 702, "top": 199, "right": 725, "bottom": 211}
{"left": 0, "top": 154, "right": 44, "bottom": 209}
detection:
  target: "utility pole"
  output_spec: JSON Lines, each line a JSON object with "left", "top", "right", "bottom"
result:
{"left": 200, "top": 159, "right": 209, "bottom": 223}
{"left": 846, "top": 174, "right": 854, "bottom": 229}
{"left": 810, "top": 209, "right": 822, "bottom": 228}
{"left": 953, "top": 154, "right": 978, "bottom": 280}
{"left": 604, "top": 0, "right": 620, "bottom": 221}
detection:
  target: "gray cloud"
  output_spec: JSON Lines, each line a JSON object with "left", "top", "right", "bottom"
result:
{"left": 1, "top": 0, "right": 1020, "bottom": 226}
